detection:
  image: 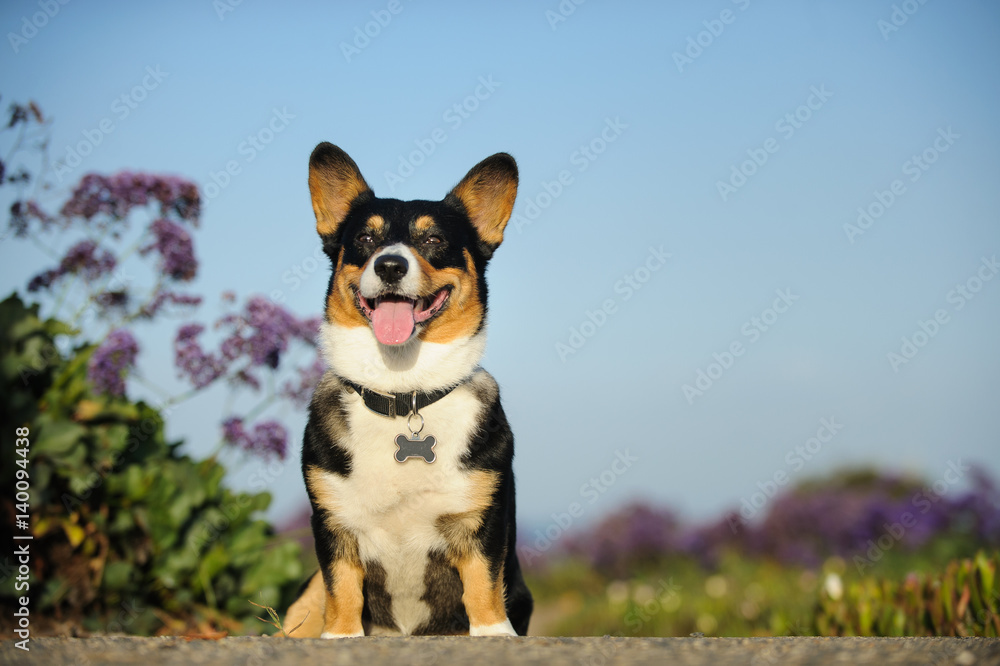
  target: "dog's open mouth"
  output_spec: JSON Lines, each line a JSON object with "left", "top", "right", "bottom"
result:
{"left": 356, "top": 287, "right": 451, "bottom": 345}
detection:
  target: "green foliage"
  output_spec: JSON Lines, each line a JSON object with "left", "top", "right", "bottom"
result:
{"left": 0, "top": 294, "right": 303, "bottom": 634}
{"left": 527, "top": 549, "right": 1000, "bottom": 638}
{"left": 525, "top": 552, "right": 819, "bottom": 637}
{"left": 814, "top": 551, "right": 1000, "bottom": 637}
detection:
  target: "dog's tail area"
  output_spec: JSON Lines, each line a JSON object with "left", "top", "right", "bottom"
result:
{"left": 283, "top": 570, "right": 326, "bottom": 638}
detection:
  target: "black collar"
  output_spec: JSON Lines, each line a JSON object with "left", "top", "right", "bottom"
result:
{"left": 340, "top": 378, "right": 457, "bottom": 418}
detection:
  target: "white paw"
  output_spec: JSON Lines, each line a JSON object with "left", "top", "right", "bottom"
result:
{"left": 469, "top": 619, "right": 517, "bottom": 637}
{"left": 320, "top": 630, "right": 364, "bottom": 639}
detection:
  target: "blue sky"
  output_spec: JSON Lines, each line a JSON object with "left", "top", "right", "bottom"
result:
{"left": 2, "top": 0, "right": 998, "bottom": 534}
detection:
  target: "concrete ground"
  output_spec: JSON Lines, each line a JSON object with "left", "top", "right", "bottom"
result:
{"left": 2, "top": 636, "right": 999, "bottom": 666}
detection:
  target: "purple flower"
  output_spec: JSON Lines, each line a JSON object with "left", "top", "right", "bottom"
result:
{"left": 141, "top": 218, "right": 197, "bottom": 281}
{"left": 27, "top": 239, "right": 116, "bottom": 292}
{"left": 96, "top": 290, "right": 130, "bottom": 312}
{"left": 61, "top": 172, "right": 201, "bottom": 225}
{"left": 88, "top": 329, "right": 139, "bottom": 396}
{"left": 139, "top": 290, "right": 202, "bottom": 318}
{"left": 222, "top": 416, "right": 247, "bottom": 445}
{"left": 173, "top": 323, "right": 226, "bottom": 389}
{"left": 10, "top": 199, "right": 55, "bottom": 236}
{"left": 174, "top": 297, "right": 320, "bottom": 391}
{"left": 221, "top": 416, "right": 288, "bottom": 460}
{"left": 219, "top": 296, "right": 318, "bottom": 371}
{"left": 282, "top": 357, "right": 326, "bottom": 407}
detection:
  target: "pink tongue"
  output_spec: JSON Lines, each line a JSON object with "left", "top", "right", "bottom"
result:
{"left": 372, "top": 299, "right": 416, "bottom": 345}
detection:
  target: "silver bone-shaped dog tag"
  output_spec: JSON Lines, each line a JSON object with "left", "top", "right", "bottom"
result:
{"left": 394, "top": 433, "right": 436, "bottom": 463}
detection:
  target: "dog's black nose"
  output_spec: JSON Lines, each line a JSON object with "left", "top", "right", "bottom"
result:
{"left": 374, "top": 254, "right": 409, "bottom": 284}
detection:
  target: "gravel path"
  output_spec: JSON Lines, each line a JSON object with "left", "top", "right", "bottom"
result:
{"left": 3, "top": 636, "right": 999, "bottom": 666}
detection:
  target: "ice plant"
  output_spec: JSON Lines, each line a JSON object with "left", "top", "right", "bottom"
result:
{"left": 87, "top": 328, "right": 139, "bottom": 396}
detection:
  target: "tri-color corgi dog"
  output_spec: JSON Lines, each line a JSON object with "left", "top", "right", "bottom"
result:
{"left": 284, "top": 143, "right": 532, "bottom": 637}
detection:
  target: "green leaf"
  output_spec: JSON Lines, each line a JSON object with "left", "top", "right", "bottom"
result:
{"left": 34, "top": 417, "right": 88, "bottom": 457}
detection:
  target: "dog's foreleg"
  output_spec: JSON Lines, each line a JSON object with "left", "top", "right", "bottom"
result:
{"left": 319, "top": 558, "right": 365, "bottom": 638}
{"left": 455, "top": 551, "right": 517, "bottom": 636}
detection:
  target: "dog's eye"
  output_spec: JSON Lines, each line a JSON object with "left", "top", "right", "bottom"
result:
{"left": 357, "top": 232, "right": 374, "bottom": 245}
{"left": 424, "top": 235, "right": 443, "bottom": 245}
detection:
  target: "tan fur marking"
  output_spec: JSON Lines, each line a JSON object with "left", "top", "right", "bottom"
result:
{"left": 437, "top": 470, "right": 500, "bottom": 556}
{"left": 322, "top": 559, "right": 365, "bottom": 636}
{"left": 309, "top": 155, "right": 371, "bottom": 237}
{"left": 454, "top": 553, "right": 508, "bottom": 628}
{"left": 299, "top": 467, "right": 365, "bottom": 637}
{"left": 284, "top": 572, "right": 326, "bottom": 637}
{"left": 417, "top": 249, "right": 484, "bottom": 345}
{"left": 414, "top": 215, "right": 435, "bottom": 231}
{"left": 326, "top": 253, "right": 368, "bottom": 329}
{"left": 449, "top": 169, "right": 516, "bottom": 247}
{"left": 305, "top": 466, "right": 343, "bottom": 520}
{"left": 305, "top": 466, "right": 362, "bottom": 563}
{"left": 367, "top": 215, "right": 385, "bottom": 231}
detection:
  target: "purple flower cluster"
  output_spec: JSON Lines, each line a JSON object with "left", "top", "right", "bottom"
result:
{"left": 174, "top": 323, "right": 226, "bottom": 389}
{"left": 282, "top": 357, "right": 327, "bottom": 407}
{"left": 219, "top": 297, "right": 320, "bottom": 370}
{"left": 139, "top": 290, "right": 202, "bottom": 319}
{"left": 87, "top": 329, "right": 140, "bottom": 396}
{"left": 60, "top": 172, "right": 200, "bottom": 225}
{"left": 140, "top": 218, "right": 198, "bottom": 281}
{"left": 27, "top": 239, "right": 116, "bottom": 292}
{"left": 221, "top": 416, "right": 288, "bottom": 460}
{"left": 9, "top": 200, "right": 55, "bottom": 237}
{"left": 174, "top": 296, "right": 320, "bottom": 390}
{"left": 544, "top": 468, "right": 1000, "bottom": 574}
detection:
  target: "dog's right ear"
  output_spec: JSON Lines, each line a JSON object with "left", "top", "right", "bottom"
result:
{"left": 308, "top": 143, "right": 373, "bottom": 239}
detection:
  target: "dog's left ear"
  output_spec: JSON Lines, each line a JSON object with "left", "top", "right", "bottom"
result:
{"left": 446, "top": 153, "right": 518, "bottom": 255}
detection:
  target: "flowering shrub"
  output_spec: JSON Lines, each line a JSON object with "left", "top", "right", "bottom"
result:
{"left": 4, "top": 100, "right": 323, "bottom": 459}
{"left": 88, "top": 329, "right": 139, "bottom": 396}
{"left": 0, "top": 295, "right": 303, "bottom": 634}
{"left": 0, "top": 98, "right": 316, "bottom": 634}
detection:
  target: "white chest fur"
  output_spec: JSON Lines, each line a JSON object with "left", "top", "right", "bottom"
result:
{"left": 310, "top": 380, "right": 487, "bottom": 634}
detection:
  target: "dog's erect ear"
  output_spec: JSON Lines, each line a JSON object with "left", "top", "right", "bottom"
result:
{"left": 446, "top": 153, "right": 518, "bottom": 254}
{"left": 309, "top": 142, "right": 373, "bottom": 238}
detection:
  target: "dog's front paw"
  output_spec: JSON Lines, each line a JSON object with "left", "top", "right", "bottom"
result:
{"left": 469, "top": 619, "right": 517, "bottom": 637}
{"left": 320, "top": 630, "right": 365, "bottom": 639}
